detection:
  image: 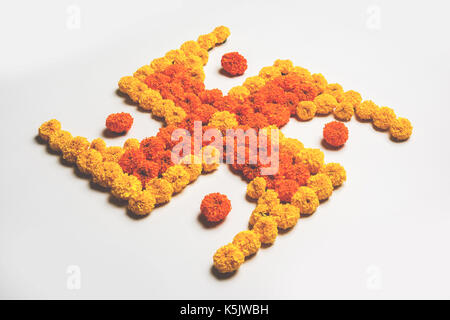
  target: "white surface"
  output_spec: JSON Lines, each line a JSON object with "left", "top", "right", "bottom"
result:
{"left": 1, "top": 0, "right": 450, "bottom": 299}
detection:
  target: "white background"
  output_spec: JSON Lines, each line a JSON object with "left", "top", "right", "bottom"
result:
{"left": 1, "top": 0, "right": 450, "bottom": 299}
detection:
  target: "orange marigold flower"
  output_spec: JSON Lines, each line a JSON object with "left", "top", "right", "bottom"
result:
{"left": 140, "top": 136, "right": 166, "bottom": 160}
{"left": 274, "top": 179, "right": 300, "bottom": 203}
{"left": 323, "top": 121, "right": 349, "bottom": 147}
{"left": 221, "top": 52, "right": 248, "bottom": 76}
{"left": 118, "top": 148, "right": 146, "bottom": 174}
{"left": 105, "top": 112, "right": 133, "bottom": 133}
{"left": 200, "top": 193, "right": 232, "bottom": 222}
{"left": 133, "top": 160, "right": 160, "bottom": 185}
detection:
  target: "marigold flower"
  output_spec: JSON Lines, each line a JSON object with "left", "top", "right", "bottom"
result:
{"left": 312, "top": 73, "right": 328, "bottom": 94}
{"left": 123, "top": 138, "right": 140, "bottom": 150}
{"left": 39, "top": 119, "right": 61, "bottom": 142}
{"left": 164, "top": 106, "right": 187, "bottom": 126}
{"left": 252, "top": 216, "right": 278, "bottom": 244}
{"left": 90, "top": 138, "right": 107, "bottom": 154}
{"left": 323, "top": 121, "right": 349, "bottom": 147}
{"left": 138, "top": 89, "right": 163, "bottom": 111}
{"left": 180, "top": 40, "right": 209, "bottom": 65}
{"left": 150, "top": 57, "right": 172, "bottom": 73}
{"left": 389, "top": 117, "right": 413, "bottom": 141}
{"left": 373, "top": 107, "right": 396, "bottom": 130}
{"left": 76, "top": 149, "right": 103, "bottom": 175}
{"left": 118, "top": 148, "right": 145, "bottom": 174}
{"left": 202, "top": 145, "right": 221, "bottom": 172}
{"left": 145, "top": 178, "right": 173, "bottom": 204}
{"left": 274, "top": 179, "right": 300, "bottom": 203}
{"left": 319, "top": 163, "right": 347, "bottom": 188}
{"left": 162, "top": 165, "right": 190, "bottom": 193}
{"left": 260, "top": 103, "right": 291, "bottom": 127}
{"left": 106, "top": 113, "right": 133, "bottom": 133}
{"left": 197, "top": 33, "right": 218, "bottom": 51}
{"left": 118, "top": 76, "right": 147, "bottom": 102}
{"left": 258, "top": 66, "right": 282, "bottom": 81}
{"left": 249, "top": 205, "right": 270, "bottom": 226}
{"left": 355, "top": 100, "right": 379, "bottom": 120}
{"left": 246, "top": 177, "right": 267, "bottom": 200}
{"left": 103, "top": 146, "right": 125, "bottom": 163}
{"left": 92, "top": 161, "right": 124, "bottom": 188}
{"left": 273, "top": 59, "right": 294, "bottom": 75}
{"left": 133, "top": 160, "right": 160, "bottom": 185}
{"left": 307, "top": 173, "right": 333, "bottom": 201}
{"left": 213, "top": 26, "right": 231, "bottom": 44}
{"left": 208, "top": 111, "right": 238, "bottom": 133}
{"left": 294, "top": 148, "right": 324, "bottom": 174}
{"left": 291, "top": 66, "right": 312, "bottom": 79}
{"left": 183, "top": 54, "right": 204, "bottom": 70}
{"left": 228, "top": 85, "right": 250, "bottom": 102}
{"left": 296, "top": 101, "right": 317, "bottom": 121}
{"left": 62, "top": 136, "right": 90, "bottom": 163}
{"left": 111, "top": 174, "right": 142, "bottom": 200}
{"left": 213, "top": 244, "right": 244, "bottom": 273}
{"left": 140, "top": 136, "right": 166, "bottom": 160}
{"left": 291, "top": 186, "right": 319, "bottom": 215}
{"left": 48, "top": 130, "right": 72, "bottom": 152}
{"left": 133, "top": 65, "right": 154, "bottom": 82}
{"left": 324, "top": 83, "right": 345, "bottom": 103}
{"left": 280, "top": 138, "right": 304, "bottom": 155}
{"left": 314, "top": 94, "right": 338, "bottom": 115}
{"left": 333, "top": 101, "right": 354, "bottom": 121}
{"left": 128, "top": 189, "right": 156, "bottom": 216}
{"left": 243, "top": 76, "right": 266, "bottom": 94}
{"left": 257, "top": 189, "right": 280, "bottom": 211}
{"left": 200, "top": 192, "right": 232, "bottom": 222}
{"left": 152, "top": 99, "right": 174, "bottom": 118}
{"left": 343, "top": 90, "right": 362, "bottom": 108}
{"left": 221, "top": 52, "right": 247, "bottom": 76}
{"left": 232, "top": 231, "right": 261, "bottom": 257}
{"left": 270, "top": 203, "right": 300, "bottom": 229}
{"left": 180, "top": 154, "right": 203, "bottom": 182}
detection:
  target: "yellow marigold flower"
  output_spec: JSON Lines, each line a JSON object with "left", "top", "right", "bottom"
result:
{"left": 62, "top": 136, "right": 90, "bottom": 163}
{"left": 249, "top": 204, "right": 270, "bottom": 226}
{"left": 208, "top": 111, "right": 238, "bottom": 133}
{"left": 246, "top": 177, "right": 267, "bottom": 200}
{"left": 128, "top": 189, "right": 156, "bottom": 216}
{"left": 373, "top": 106, "right": 396, "bottom": 130}
{"left": 258, "top": 66, "right": 282, "bottom": 81}
{"left": 291, "top": 66, "right": 312, "bottom": 79}
{"left": 180, "top": 154, "right": 203, "bottom": 183}
{"left": 307, "top": 173, "right": 333, "bottom": 201}
{"left": 213, "top": 26, "right": 231, "bottom": 44}
{"left": 90, "top": 138, "right": 107, "bottom": 154}
{"left": 232, "top": 231, "right": 261, "bottom": 257}
{"left": 280, "top": 138, "right": 304, "bottom": 154}
{"left": 243, "top": 76, "right": 266, "bottom": 94}
{"left": 111, "top": 174, "right": 142, "bottom": 200}
{"left": 355, "top": 100, "right": 379, "bottom": 120}
{"left": 296, "top": 101, "right": 317, "bottom": 121}
{"left": 162, "top": 165, "right": 190, "bottom": 193}
{"left": 76, "top": 149, "right": 103, "bottom": 175}
{"left": 164, "top": 106, "right": 187, "bottom": 126}
{"left": 291, "top": 187, "right": 319, "bottom": 215}
{"left": 260, "top": 125, "right": 284, "bottom": 143}
{"left": 118, "top": 76, "right": 147, "bottom": 102}
{"left": 270, "top": 203, "right": 300, "bottom": 229}
{"left": 183, "top": 54, "right": 204, "bottom": 70}
{"left": 312, "top": 73, "right": 328, "bottom": 94}
{"left": 202, "top": 145, "right": 221, "bottom": 172}
{"left": 273, "top": 59, "right": 294, "bottom": 75}
{"left": 133, "top": 65, "right": 154, "bottom": 82}
{"left": 152, "top": 99, "right": 174, "bottom": 118}
{"left": 314, "top": 93, "right": 338, "bottom": 115}
{"left": 92, "top": 161, "right": 123, "bottom": 188}
{"left": 180, "top": 40, "right": 208, "bottom": 65}
{"left": 197, "top": 33, "right": 217, "bottom": 51}
{"left": 138, "top": 89, "right": 163, "bottom": 111}
{"left": 213, "top": 244, "right": 244, "bottom": 273}
{"left": 165, "top": 49, "right": 185, "bottom": 63}
{"left": 252, "top": 216, "right": 278, "bottom": 244}
{"left": 257, "top": 189, "right": 280, "bottom": 211}
{"left": 123, "top": 138, "right": 140, "bottom": 150}
{"left": 333, "top": 101, "right": 354, "bottom": 121}
{"left": 390, "top": 117, "right": 413, "bottom": 141}
{"left": 150, "top": 57, "right": 172, "bottom": 73}
{"left": 295, "top": 148, "right": 324, "bottom": 174}
{"left": 48, "top": 130, "right": 72, "bottom": 152}
{"left": 39, "top": 119, "right": 61, "bottom": 142}
{"left": 319, "top": 163, "right": 346, "bottom": 188}
{"left": 343, "top": 90, "right": 362, "bottom": 108}
{"left": 228, "top": 85, "right": 250, "bottom": 102}
{"left": 324, "top": 83, "right": 345, "bottom": 103}
{"left": 146, "top": 178, "right": 173, "bottom": 204}
{"left": 103, "top": 146, "right": 125, "bottom": 163}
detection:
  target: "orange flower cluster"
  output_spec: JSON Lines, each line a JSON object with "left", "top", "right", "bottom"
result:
{"left": 200, "top": 193, "right": 232, "bottom": 222}
{"left": 105, "top": 112, "right": 133, "bottom": 133}
{"left": 221, "top": 52, "right": 247, "bottom": 76}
